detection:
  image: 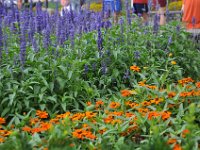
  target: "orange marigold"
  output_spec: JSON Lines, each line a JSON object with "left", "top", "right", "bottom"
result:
{"left": 182, "top": 129, "right": 190, "bottom": 138}
{"left": 109, "top": 102, "right": 120, "bottom": 109}
{"left": 173, "top": 144, "right": 182, "bottom": 150}
{"left": 22, "top": 126, "right": 32, "bottom": 132}
{"left": 0, "top": 118, "right": 5, "bottom": 125}
{"left": 168, "top": 92, "right": 176, "bottom": 98}
{"left": 85, "top": 111, "right": 97, "bottom": 119}
{"left": 161, "top": 111, "right": 171, "bottom": 120}
{"left": 138, "top": 80, "right": 146, "bottom": 86}
{"left": 130, "top": 65, "right": 140, "bottom": 72}
{"left": 196, "top": 82, "right": 200, "bottom": 88}
{"left": 120, "top": 89, "right": 133, "bottom": 97}
{"left": 86, "top": 101, "right": 91, "bottom": 106}
{"left": 36, "top": 110, "right": 48, "bottom": 119}
{"left": 96, "top": 100, "right": 104, "bottom": 107}
{"left": 0, "top": 137, "right": 4, "bottom": 143}
{"left": 167, "top": 138, "right": 177, "bottom": 144}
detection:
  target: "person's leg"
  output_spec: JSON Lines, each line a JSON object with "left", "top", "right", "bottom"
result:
{"left": 158, "top": 0, "right": 166, "bottom": 25}
{"left": 133, "top": 3, "right": 148, "bottom": 23}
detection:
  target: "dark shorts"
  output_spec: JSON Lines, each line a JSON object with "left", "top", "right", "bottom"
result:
{"left": 133, "top": 3, "right": 148, "bottom": 14}
{"left": 158, "top": 0, "right": 166, "bottom": 7}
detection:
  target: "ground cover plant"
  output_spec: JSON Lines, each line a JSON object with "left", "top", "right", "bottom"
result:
{"left": 0, "top": 1, "right": 200, "bottom": 150}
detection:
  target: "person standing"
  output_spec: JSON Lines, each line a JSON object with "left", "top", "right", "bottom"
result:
{"left": 103, "top": 0, "right": 122, "bottom": 24}
{"left": 157, "top": 0, "right": 166, "bottom": 25}
{"left": 133, "top": 0, "right": 148, "bottom": 23}
{"left": 182, "top": 0, "right": 200, "bottom": 29}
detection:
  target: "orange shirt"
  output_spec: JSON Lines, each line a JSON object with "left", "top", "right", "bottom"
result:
{"left": 182, "top": 0, "right": 200, "bottom": 29}
{"left": 133, "top": 0, "right": 148, "bottom": 4}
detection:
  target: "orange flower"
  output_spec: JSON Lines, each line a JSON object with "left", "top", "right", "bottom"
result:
{"left": 111, "top": 119, "right": 122, "bottom": 125}
{"left": 36, "top": 110, "right": 48, "bottom": 119}
{"left": 182, "top": 129, "right": 190, "bottom": 138}
{"left": 173, "top": 144, "right": 182, "bottom": 150}
{"left": 120, "top": 89, "right": 132, "bottom": 97}
{"left": 95, "top": 100, "right": 104, "bottom": 107}
{"left": 138, "top": 80, "right": 146, "bottom": 86}
{"left": 85, "top": 111, "right": 97, "bottom": 119}
{"left": 30, "top": 118, "right": 41, "bottom": 125}
{"left": 31, "top": 127, "right": 42, "bottom": 134}
{"left": 109, "top": 102, "right": 120, "bottom": 109}
{"left": 168, "top": 92, "right": 176, "bottom": 98}
{"left": 161, "top": 111, "right": 171, "bottom": 120}
{"left": 72, "top": 129, "right": 96, "bottom": 140}
{"left": 103, "top": 115, "right": 114, "bottom": 124}
{"left": 0, "top": 118, "right": 5, "bottom": 125}
{"left": 130, "top": 65, "right": 140, "bottom": 72}
{"left": 148, "top": 111, "right": 160, "bottom": 120}
{"left": 56, "top": 112, "right": 70, "bottom": 119}
{"left": 146, "top": 85, "right": 157, "bottom": 90}
{"left": 98, "top": 128, "right": 106, "bottom": 134}
{"left": 196, "top": 82, "right": 200, "bottom": 88}
{"left": 22, "top": 126, "right": 32, "bottom": 132}
{"left": 70, "top": 113, "right": 85, "bottom": 121}
{"left": 0, "top": 137, "right": 4, "bottom": 143}
{"left": 0, "top": 130, "right": 12, "bottom": 137}
{"left": 167, "top": 138, "right": 177, "bottom": 144}
{"left": 39, "top": 122, "right": 52, "bottom": 131}
{"left": 141, "top": 101, "right": 151, "bottom": 106}
{"left": 125, "top": 112, "right": 135, "bottom": 118}
{"left": 86, "top": 101, "right": 91, "bottom": 106}
{"left": 43, "top": 148, "right": 48, "bottom": 150}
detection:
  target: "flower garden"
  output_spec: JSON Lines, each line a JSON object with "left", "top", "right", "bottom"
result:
{"left": 0, "top": 1, "right": 200, "bottom": 150}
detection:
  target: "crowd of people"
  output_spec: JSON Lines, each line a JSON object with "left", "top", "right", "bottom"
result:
{"left": 1, "top": 0, "right": 199, "bottom": 30}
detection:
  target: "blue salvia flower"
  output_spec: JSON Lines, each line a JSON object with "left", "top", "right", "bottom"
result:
{"left": 0, "top": 20, "right": 3, "bottom": 60}
{"left": 192, "top": 16, "right": 196, "bottom": 27}
{"left": 101, "top": 62, "right": 107, "bottom": 75}
{"left": 168, "top": 36, "right": 172, "bottom": 45}
{"left": 84, "top": 64, "right": 89, "bottom": 75}
{"left": 153, "top": 14, "right": 159, "bottom": 34}
{"left": 69, "top": 26, "right": 75, "bottom": 48}
{"left": 3, "top": 34, "right": 8, "bottom": 55}
{"left": 43, "top": 23, "right": 51, "bottom": 50}
{"left": 176, "top": 25, "right": 180, "bottom": 33}
{"left": 92, "top": 63, "right": 96, "bottom": 71}
{"left": 32, "top": 37, "right": 38, "bottom": 53}
{"left": 123, "top": 70, "right": 130, "bottom": 79}
{"left": 134, "top": 51, "right": 140, "bottom": 59}
{"left": 119, "top": 18, "right": 124, "bottom": 34}
{"left": 125, "top": 0, "right": 131, "bottom": 25}
{"left": 19, "top": 34, "right": 26, "bottom": 66}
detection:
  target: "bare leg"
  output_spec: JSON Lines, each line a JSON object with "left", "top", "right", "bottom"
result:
{"left": 142, "top": 13, "right": 148, "bottom": 24}
{"left": 159, "top": 7, "right": 166, "bottom": 25}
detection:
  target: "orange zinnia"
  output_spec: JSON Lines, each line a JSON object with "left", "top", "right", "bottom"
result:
{"left": 120, "top": 89, "right": 132, "bottom": 97}
{"left": 85, "top": 111, "right": 97, "bottom": 119}
{"left": 167, "top": 138, "right": 177, "bottom": 144}
{"left": 196, "top": 82, "right": 200, "bottom": 88}
{"left": 161, "top": 111, "right": 171, "bottom": 120}
{"left": 130, "top": 65, "right": 140, "bottom": 72}
{"left": 0, "top": 118, "right": 5, "bottom": 125}
{"left": 22, "top": 126, "right": 32, "bottom": 132}
{"left": 0, "top": 137, "right": 4, "bottom": 143}
{"left": 173, "top": 144, "right": 182, "bottom": 150}
{"left": 86, "top": 101, "right": 91, "bottom": 106}
{"left": 138, "top": 80, "right": 146, "bottom": 86}
{"left": 182, "top": 129, "right": 190, "bottom": 138}
{"left": 36, "top": 110, "right": 48, "bottom": 119}
{"left": 168, "top": 92, "right": 176, "bottom": 98}
{"left": 109, "top": 102, "right": 120, "bottom": 109}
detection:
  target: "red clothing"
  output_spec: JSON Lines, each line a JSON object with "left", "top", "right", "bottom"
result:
{"left": 133, "top": 0, "right": 148, "bottom": 4}
{"left": 158, "top": 0, "right": 166, "bottom": 7}
{"left": 182, "top": 0, "right": 200, "bottom": 29}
